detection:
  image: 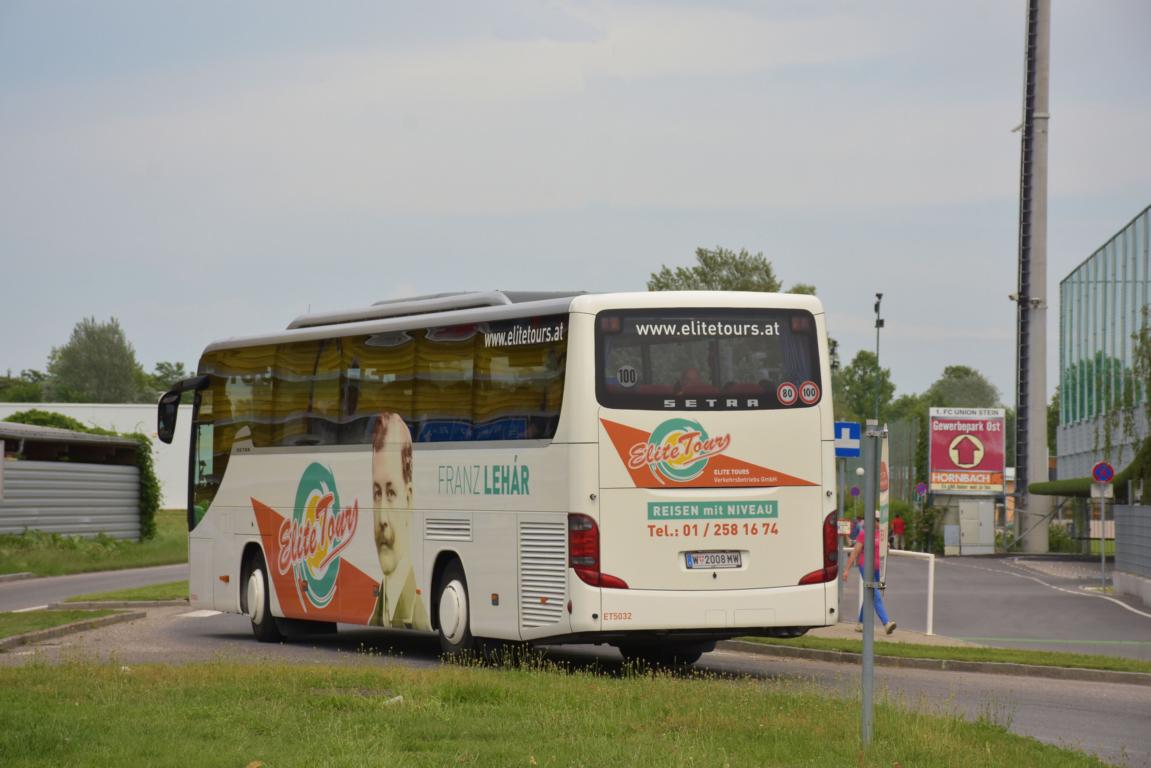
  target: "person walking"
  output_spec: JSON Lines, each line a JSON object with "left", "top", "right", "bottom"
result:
{"left": 842, "top": 514, "right": 896, "bottom": 635}
{"left": 891, "top": 513, "right": 906, "bottom": 550}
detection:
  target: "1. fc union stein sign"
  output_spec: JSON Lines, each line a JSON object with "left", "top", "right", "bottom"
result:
{"left": 928, "top": 408, "right": 1006, "bottom": 495}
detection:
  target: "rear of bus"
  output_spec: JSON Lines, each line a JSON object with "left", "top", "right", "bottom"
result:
{"left": 568, "top": 292, "right": 838, "bottom": 650}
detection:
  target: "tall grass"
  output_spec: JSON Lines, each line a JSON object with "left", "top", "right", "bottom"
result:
{"left": 0, "top": 510, "right": 187, "bottom": 576}
{"left": 0, "top": 658, "right": 1111, "bottom": 767}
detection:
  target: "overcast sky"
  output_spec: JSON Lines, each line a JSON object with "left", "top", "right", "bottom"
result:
{"left": 2, "top": 1, "right": 1149, "bottom": 404}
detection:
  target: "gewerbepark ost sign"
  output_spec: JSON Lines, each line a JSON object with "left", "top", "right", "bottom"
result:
{"left": 928, "top": 407, "right": 1006, "bottom": 495}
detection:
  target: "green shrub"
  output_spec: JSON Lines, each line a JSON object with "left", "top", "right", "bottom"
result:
{"left": 1048, "top": 523, "right": 1078, "bottom": 553}
{"left": 907, "top": 505, "right": 944, "bottom": 555}
{"left": 3, "top": 410, "right": 159, "bottom": 540}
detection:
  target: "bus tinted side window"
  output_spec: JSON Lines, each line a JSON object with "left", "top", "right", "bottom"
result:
{"left": 193, "top": 314, "right": 570, "bottom": 504}
{"left": 415, "top": 326, "right": 476, "bottom": 442}
{"left": 474, "top": 316, "right": 567, "bottom": 440}
{"left": 342, "top": 331, "right": 415, "bottom": 443}
{"left": 274, "top": 339, "right": 342, "bottom": 446}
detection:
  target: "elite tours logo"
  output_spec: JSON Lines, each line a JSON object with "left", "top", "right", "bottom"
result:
{"left": 275, "top": 463, "right": 359, "bottom": 610}
{"left": 627, "top": 418, "right": 732, "bottom": 484}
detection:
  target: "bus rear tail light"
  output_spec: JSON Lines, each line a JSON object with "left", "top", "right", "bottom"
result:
{"left": 568, "top": 513, "right": 629, "bottom": 589}
{"left": 799, "top": 511, "right": 839, "bottom": 585}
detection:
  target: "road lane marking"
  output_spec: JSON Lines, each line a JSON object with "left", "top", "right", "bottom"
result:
{"left": 179, "top": 610, "right": 222, "bottom": 618}
{"left": 11, "top": 605, "right": 48, "bottom": 613}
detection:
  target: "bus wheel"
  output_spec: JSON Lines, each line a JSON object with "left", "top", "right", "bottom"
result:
{"left": 245, "top": 551, "right": 283, "bottom": 643}
{"left": 618, "top": 643, "right": 706, "bottom": 668}
{"left": 436, "top": 560, "right": 475, "bottom": 657}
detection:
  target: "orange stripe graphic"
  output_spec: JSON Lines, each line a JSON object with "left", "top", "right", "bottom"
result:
{"left": 600, "top": 418, "right": 814, "bottom": 488}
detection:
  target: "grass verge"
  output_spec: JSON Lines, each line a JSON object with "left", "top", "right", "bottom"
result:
{"left": 0, "top": 659, "right": 1111, "bottom": 768}
{"left": 64, "top": 580, "right": 187, "bottom": 603}
{"left": 0, "top": 510, "right": 187, "bottom": 577}
{"left": 0, "top": 610, "right": 118, "bottom": 641}
{"left": 743, "top": 635, "right": 1151, "bottom": 675}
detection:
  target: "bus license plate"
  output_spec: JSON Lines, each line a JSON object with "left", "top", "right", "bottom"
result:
{"left": 685, "top": 551, "right": 742, "bottom": 569}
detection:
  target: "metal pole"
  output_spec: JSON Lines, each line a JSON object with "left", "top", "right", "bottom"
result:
{"left": 838, "top": 457, "right": 846, "bottom": 611}
{"left": 860, "top": 420, "right": 879, "bottom": 746}
{"left": 873, "top": 295, "right": 884, "bottom": 422}
{"left": 1100, "top": 492, "right": 1107, "bottom": 590}
{"left": 926, "top": 554, "right": 935, "bottom": 636}
{"left": 1015, "top": 0, "right": 1052, "bottom": 554}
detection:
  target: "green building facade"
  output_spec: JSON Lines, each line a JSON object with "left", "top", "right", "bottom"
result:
{"left": 1057, "top": 205, "right": 1151, "bottom": 479}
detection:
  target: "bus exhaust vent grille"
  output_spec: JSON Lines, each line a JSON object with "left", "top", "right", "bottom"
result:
{"left": 519, "top": 521, "right": 566, "bottom": 628}
{"left": 425, "top": 518, "right": 472, "bottom": 542}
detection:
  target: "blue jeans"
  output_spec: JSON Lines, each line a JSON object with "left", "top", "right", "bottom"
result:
{"left": 857, "top": 565, "right": 890, "bottom": 625}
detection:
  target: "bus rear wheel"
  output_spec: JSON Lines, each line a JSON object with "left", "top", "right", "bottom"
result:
{"left": 436, "top": 560, "right": 476, "bottom": 657}
{"left": 245, "top": 551, "right": 283, "bottom": 643}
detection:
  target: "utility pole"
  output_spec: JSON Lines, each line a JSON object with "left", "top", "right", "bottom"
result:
{"left": 1014, "top": 0, "right": 1051, "bottom": 553}
{"left": 873, "top": 294, "right": 885, "bottom": 422}
{"left": 860, "top": 294, "right": 885, "bottom": 747}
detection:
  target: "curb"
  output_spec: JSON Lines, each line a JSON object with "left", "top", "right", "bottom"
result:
{"left": 0, "top": 572, "right": 37, "bottom": 584}
{"left": 0, "top": 611, "right": 147, "bottom": 651}
{"left": 52, "top": 600, "right": 188, "bottom": 609}
{"left": 717, "top": 640, "right": 1151, "bottom": 688}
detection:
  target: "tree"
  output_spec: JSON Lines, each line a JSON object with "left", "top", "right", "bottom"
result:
{"left": 649, "top": 247, "right": 780, "bottom": 292}
{"left": 44, "top": 317, "right": 147, "bottom": 403}
{"left": 839, "top": 350, "right": 895, "bottom": 423}
{"left": 0, "top": 369, "right": 46, "bottom": 402}
{"left": 922, "top": 365, "right": 1000, "bottom": 408}
{"left": 145, "top": 361, "right": 189, "bottom": 397}
{"left": 648, "top": 247, "right": 815, "bottom": 293}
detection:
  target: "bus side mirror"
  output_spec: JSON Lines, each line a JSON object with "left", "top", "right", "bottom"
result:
{"left": 157, "top": 390, "right": 181, "bottom": 444}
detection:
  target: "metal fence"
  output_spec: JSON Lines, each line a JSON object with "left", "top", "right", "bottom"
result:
{"left": 0, "top": 460, "right": 140, "bottom": 540}
{"left": 1114, "top": 504, "right": 1151, "bottom": 579}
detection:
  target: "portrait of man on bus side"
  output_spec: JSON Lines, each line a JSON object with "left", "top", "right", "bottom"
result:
{"left": 370, "top": 411, "right": 429, "bottom": 630}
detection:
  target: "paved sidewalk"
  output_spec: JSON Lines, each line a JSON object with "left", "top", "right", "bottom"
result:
{"left": 816, "top": 622, "right": 979, "bottom": 647}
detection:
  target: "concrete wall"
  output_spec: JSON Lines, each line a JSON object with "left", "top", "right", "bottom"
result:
{"left": 0, "top": 460, "right": 140, "bottom": 539}
{"left": 0, "top": 403, "right": 192, "bottom": 510}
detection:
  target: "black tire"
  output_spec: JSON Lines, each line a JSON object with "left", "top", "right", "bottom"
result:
{"left": 435, "top": 559, "right": 476, "bottom": 656}
{"left": 244, "top": 551, "right": 283, "bottom": 643}
{"left": 618, "top": 642, "right": 706, "bottom": 668}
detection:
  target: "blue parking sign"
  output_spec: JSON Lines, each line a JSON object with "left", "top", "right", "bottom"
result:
{"left": 834, "top": 421, "right": 862, "bottom": 458}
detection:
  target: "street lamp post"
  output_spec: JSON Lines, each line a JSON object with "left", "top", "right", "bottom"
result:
{"left": 873, "top": 293, "right": 885, "bottom": 422}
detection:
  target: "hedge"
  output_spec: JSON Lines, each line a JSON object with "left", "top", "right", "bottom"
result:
{"left": 1030, "top": 438, "right": 1151, "bottom": 503}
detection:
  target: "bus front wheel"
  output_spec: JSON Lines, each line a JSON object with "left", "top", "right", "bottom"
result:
{"left": 245, "top": 551, "right": 283, "bottom": 643}
{"left": 436, "top": 560, "right": 475, "bottom": 656}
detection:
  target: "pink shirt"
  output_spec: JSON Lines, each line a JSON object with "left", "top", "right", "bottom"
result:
{"left": 853, "top": 527, "right": 883, "bottom": 570}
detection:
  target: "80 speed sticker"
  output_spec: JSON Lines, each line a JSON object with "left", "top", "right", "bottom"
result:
{"left": 777, "top": 382, "right": 798, "bottom": 406}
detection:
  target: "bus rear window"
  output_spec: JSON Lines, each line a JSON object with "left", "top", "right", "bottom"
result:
{"left": 595, "top": 309, "right": 822, "bottom": 411}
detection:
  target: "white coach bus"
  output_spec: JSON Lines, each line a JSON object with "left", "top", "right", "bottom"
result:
{"left": 158, "top": 291, "right": 839, "bottom": 665}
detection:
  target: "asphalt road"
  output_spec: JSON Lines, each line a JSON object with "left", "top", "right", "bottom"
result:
{"left": 841, "top": 554, "right": 1151, "bottom": 660}
{"left": 0, "top": 564, "right": 188, "bottom": 612}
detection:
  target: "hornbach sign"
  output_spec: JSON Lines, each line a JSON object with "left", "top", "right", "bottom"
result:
{"left": 928, "top": 407, "right": 1006, "bottom": 495}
